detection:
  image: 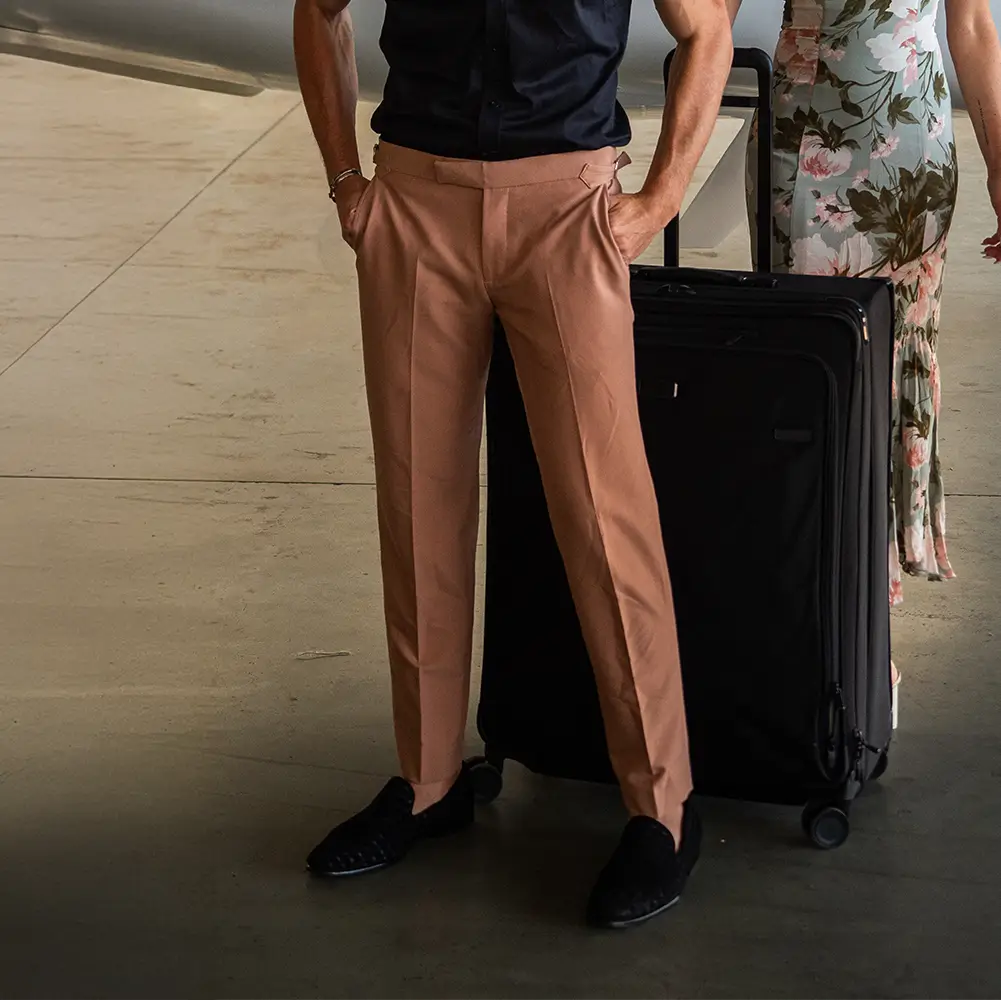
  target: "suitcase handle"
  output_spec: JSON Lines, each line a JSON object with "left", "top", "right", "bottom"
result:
{"left": 662, "top": 46, "right": 774, "bottom": 272}
{"left": 645, "top": 266, "right": 779, "bottom": 291}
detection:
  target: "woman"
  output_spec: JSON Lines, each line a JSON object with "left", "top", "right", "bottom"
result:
{"left": 731, "top": 0, "right": 1001, "bottom": 715}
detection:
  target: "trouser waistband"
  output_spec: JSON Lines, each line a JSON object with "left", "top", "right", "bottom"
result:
{"left": 373, "top": 140, "right": 631, "bottom": 189}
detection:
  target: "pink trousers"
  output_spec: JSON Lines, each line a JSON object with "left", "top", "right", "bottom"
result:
{"left": 350, "top": 141, "right": 692, "bottom": 837}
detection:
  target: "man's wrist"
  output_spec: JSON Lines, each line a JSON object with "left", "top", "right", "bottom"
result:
{"left": 328, "top": 167, "right": 364, "bottom": 202}
{"left": 638, "top": 181, "right": 684, "bottom": 228}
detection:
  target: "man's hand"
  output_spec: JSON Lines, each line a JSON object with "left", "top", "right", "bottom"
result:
{"left": 336, "top": 173, "right": 371, "bottom": 249}
{"left": 607, "top": 191, "right": 673, "bottom": 264}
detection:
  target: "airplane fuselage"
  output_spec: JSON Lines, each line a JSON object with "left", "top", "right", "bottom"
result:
{"left": 0, "top": 0, "right": 981, "bottom": 110}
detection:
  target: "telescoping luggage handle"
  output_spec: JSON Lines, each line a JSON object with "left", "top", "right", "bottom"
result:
{"left": 662, "top": 46, "right": 774, "bottom": 273}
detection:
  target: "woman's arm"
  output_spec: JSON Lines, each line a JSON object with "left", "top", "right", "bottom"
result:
{"left": 947, "top": 0, "right": 1001, "bottom": 251}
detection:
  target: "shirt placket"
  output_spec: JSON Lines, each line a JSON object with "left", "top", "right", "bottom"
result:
{"left": 476, "top": 0, "right": 506, "bottom": 159}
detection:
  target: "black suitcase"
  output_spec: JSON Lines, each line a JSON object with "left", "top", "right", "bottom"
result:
{"left": 468, "top": 49, "right": 895, "bottom": 848}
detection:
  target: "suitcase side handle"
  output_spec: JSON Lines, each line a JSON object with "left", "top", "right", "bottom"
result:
{"left": 662, "top": 45, "right": 774, "bottom": 273}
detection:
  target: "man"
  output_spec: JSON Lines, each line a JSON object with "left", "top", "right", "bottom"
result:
{"left": 294, "top": 0, "right": 732, "bottom": 929}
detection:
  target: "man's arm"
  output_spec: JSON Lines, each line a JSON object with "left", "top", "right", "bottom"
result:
{"left": 643, "top": 0, "right": 734, "bottom": 221}
{"left": 292, "top": 0, "right": 365, "bottom": 204}
{"left": 608, "top": 0, "right": 732, "bottom": 261}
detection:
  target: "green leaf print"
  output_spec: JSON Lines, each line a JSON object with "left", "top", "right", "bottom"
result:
{"left": 846, "top": 188, "right": 897, "bottom": 235}
{"left": 901, "top": 398, "right": 932, "bottom": 440}
{"left": 924, "top": 170, "right": 952, "bottom": 216}
{"left": 824, "top": 120, "right": 860, "bottom": 151}
{"left": 841, "top": 94, "right": 865, "bottom": 118}
{"left": 834, "top": 0, "right": 867, "bottom": 26}
{"left": 875, "top": 234, "right": 898, "bottom": 261}
{"left": 794, "top": 107, "right": 826, "bottom": 133}
{"left": 902, "top": 354, "right": 931, "bottom": 380}
{"left": 774, "top": 116, "right": 804, "bottom": 154}
{"left": 933, "top": 73, "right": 947, "bottom": 104}
{"left": 897, "top": 166, "right": 929, "bottom": 212}
{"left": 818, "top": 62, "right": 848, "bottom": 90}
{"left": 888, "top": 95, "right": 919, "bottom": 129}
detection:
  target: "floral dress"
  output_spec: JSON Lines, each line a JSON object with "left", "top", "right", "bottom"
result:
{"left": 746, "top": 0, "right": 958, "bottom": 605}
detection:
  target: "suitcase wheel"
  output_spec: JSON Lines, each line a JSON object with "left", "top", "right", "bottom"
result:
{"left": 802, "top": 802, "right": 851, "bottom": 850}
{"left": 465, "top": 755, "right": 504, "bottom": 805}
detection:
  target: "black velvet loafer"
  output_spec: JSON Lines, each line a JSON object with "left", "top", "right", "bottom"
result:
{"left": 306, "top": 768, "right": 474, "bottom": 877}
{"left": 586, "top": 800, "right": 702, "bottom": 929}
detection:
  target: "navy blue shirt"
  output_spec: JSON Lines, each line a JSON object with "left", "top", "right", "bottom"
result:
{"left": 370, "top": 0, "right": 634, "bottom": 161}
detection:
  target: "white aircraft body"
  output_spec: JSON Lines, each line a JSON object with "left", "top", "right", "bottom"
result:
{"left": 1, "top": 1, "right": 994, "bottom": 251}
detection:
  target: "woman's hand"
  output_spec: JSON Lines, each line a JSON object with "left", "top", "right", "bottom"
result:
{"left": 984, "top": 171, "right": 1001, "bottom": 262}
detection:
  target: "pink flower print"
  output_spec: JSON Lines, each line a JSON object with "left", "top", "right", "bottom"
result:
{"left": 872, "top": 135, "right": 901, "bottom": 159}
{"left": 930, "top": 355, "right": 941, "bottom": 414}
{"left": 928, "top": 114, "right": 945, "bottom": 139}
{"left": 867, "top": 11, "right": 938, "bottom": 89}
{"left": 889, "top": 575, "right": 904, "bottom": 606}
{"left": 833, "top": 233, "right": 874, "bottom": 275}
{"left": 775, "top": 28, "right": 821, "bottom": 86}
{"left": 924, "top": 247, "right": 945, "bottom": 293}
{"left": 793, "top": 234, "right": 836, "bottom": 274}
{"left": 822, "top": 44, "right": 846, "bottom": 62}
{"left": 934, "top": 534, "right": 954, "bottom": 576}
{"left": 828, "top": 205, "right": 856, "bottom": 232}
{"left": 931, "top": 294, "right": 943, "bottom": 327}
{"left": 933, "top": 507, "right": 954, "bottom": 576}
{"left": 923, "top": 213, "right": 940, "bottom": 248}
{"left": 892, "top": 378, "right": 898, "bottom": 400}
{"left": 774, "top": 197, "right": 792, "bottom": 218}
{"left": 904, "top": 523, "right": 926, "bottom": 565}
{"left": 853, "top": 169, "right": 870, "bottom": 186}
{"left": 800, "top": 133, "right": 853, "bottom": 180}
{"left": 905, "top": 284, "right": 932, "bottom": 327}
{"left": 903, "top": 426, "right": 930, "bottom": 470}
{"left": 882, "top": 254, "right": 923, "bottom": 286}
{"left": 792, "top": 233, "right": 874, "bottom": 276}
{"left": 816, "top": 197, "right": 856, "bottom": 232}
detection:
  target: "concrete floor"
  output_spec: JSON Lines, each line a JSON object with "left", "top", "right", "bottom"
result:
{"left": 2, "top": 55, "right": 1000, "bottom": 999}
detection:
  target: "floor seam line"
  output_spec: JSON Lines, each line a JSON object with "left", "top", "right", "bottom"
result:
{"left": 0, "top": 101, "right": 302, "bottom": 382}
{"left": 0, "top": 474, "right": 378, "bottom": 487}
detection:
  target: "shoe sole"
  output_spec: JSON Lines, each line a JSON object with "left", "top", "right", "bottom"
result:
{"left": 307, "top": 859, "right": 395, "bottom": 878}
{"left": 306, "top": 811, "right": 475, "bottom": 879}
{"left": 594, "top": 893, "right": 682, "bottom": 930}
{"left": 589, "top": 860, "right": 699, "bottom": 930}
